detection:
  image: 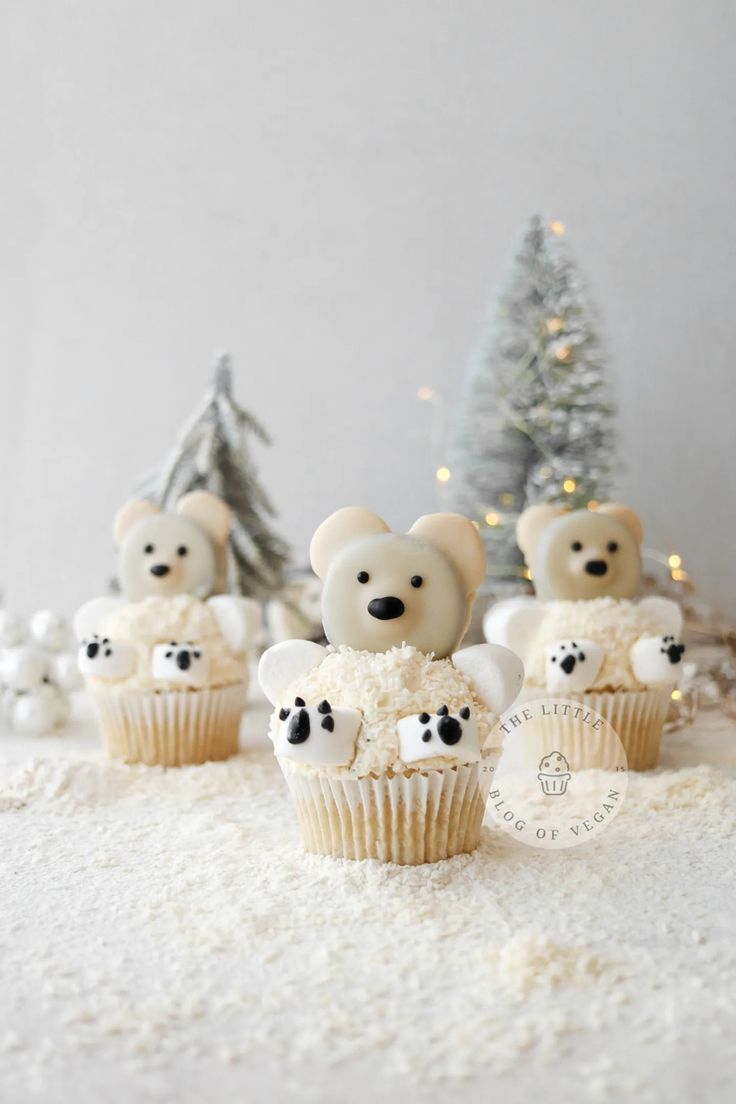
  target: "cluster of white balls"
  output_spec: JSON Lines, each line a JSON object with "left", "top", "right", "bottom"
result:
{"left": 0, "top": 610, "right": 82, "bottom": 735}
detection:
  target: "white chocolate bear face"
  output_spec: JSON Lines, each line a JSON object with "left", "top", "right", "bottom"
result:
{"left": 517, "top": 505, "right": 642, "bottom": 602}
{"left": 114, "top": 492, "right": 232, "bottom": 602}
{"left": 310, "top": 509, "right": 486, "bottom": 658}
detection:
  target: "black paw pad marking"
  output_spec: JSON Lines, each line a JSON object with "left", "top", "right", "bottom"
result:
{"left": 660, "top": 635, "right": 685, "bottom": 664}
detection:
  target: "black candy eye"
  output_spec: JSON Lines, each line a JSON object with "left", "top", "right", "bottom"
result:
{"left": 357, "top": 571, "right": 369, "bottom": 584}
{"left": 144, "top": 543, "right": 155, "bottom": 554}
{"left": 571, "top": 541, "right": 583, "bottom": 552}
{"left": 411, "top": 575, "right": 423, "bottom": 588}
{"left": 607, "top": 541, "right": 618, "bottom": 553}
{"left": 177, "top": 545, "right": 188, "bottom": 557}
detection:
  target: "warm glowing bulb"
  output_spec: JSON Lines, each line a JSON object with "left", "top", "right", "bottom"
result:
{"left": 555, "top": 345, "right": 572, "bottom": 362}
{"left": 550, "top": 219, "right": 565, "bottom": 236}
{"left": 587, "top": 499, "right": 599, "bottom": 511}
{"left": 417, "top": 386, "right": 434, "bottom": 401}
{"left": 500, "top": 492, "right": 514, "bottom": 507}
{"left": 671, "top": 689, "right": 682, "bottom": 702}
{"left": 563, "top": 478, "right": 577, "bottom": 494}
{"left": 546, "top": 317, "right": 564, "bottom": 334}
{"left": 485, "top": 511, "right": 499, "bottom": 526}
{"left": 522, "top": 568, "right": 532, "bottom": 581}
{"left": 436, "top": 466, "right": 451, "bottom": 483}
{"left": 668, "top": 554, "right": 682, "bottom": 569}
{"left": 671, "top": 568, "right": 688, "bottom": 582}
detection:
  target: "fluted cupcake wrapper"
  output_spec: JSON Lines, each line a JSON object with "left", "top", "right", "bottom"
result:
{"left": 278, "top": 757, "right": 490, "bottom": 865}
{"left": 90, "top": 682, "right": 248, "bottom": 766}
{"left": 521, "top": 686, "right": 670, "bottom": 771}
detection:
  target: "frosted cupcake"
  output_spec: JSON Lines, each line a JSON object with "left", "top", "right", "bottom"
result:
{"left": 485, "top": 503, "right": 685, "bottom": 770}
{"left": 75, "top": 492, "right": 261, "bottom": 766}
{"left": 259, "top": 507, "right": 523, "bottom": 865}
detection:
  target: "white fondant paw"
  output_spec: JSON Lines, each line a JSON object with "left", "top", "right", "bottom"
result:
{"left": 258, "top": 640, "right": 327, "bottom": 706}
{"left": 151, "top": 642, "right": 210, "bottom": 687}
{"left": 78, "top": 636, "right": 136, "bottom": 680}
{"left": 206, "top": 596, "right": 262, "bottom": 653}
{"left": 544, "top": 639, "right": 603, "bottom": 693}
{"left": 274, "top": 697, "right": 360, "bottom": 767}
{"left": 630, "top": 634, "right": 685, "bottom": 687}
{"left": 452, "top": 643, "right": 524, "bottom": 716}
{"left": 398, "top": 705, "right": 480, "bottom": 765}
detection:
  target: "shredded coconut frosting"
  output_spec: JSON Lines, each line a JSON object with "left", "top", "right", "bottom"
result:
{"left": 270, "top": 645, "right": 498, "bottom": 777}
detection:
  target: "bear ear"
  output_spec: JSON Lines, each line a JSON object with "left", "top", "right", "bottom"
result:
{"left": 516, "top": 504, "right": 568, "bottom": 561}
{"left": 409, "top": 514, "right": 486, "bottom": 594}
{"left": 596, "top": 503, "right": 643, "bottom": 545}
{"left": 310, "top": 507, "right": 390, "bottom": 579}
{"left": 113, "top": 499, "right": 160, "bottom": 546}
{"left": 176, "top": 491, "right": 232, "bottom": 545}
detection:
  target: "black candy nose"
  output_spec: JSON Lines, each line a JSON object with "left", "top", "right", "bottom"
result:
{"left": 86, "top": 641, "right": 99, "bottom": 659}
{"left": 560, "top": 654, "right": 576, "bottom": 674}
{"left": 176, "top": 650, "right": 191, "bottom": 670}
{"left": 437, "top": 715, "right": 462, "bottom": 746}
{"left": 287, "top": 708, "right": 311, "bottom": 744}
{"left": 367, "top": 596, "right": 405, "bottom": 621}
{"left": 150, "top": 563, "right": 171, "bottom": 577}
{"left": 584, "top": 560, "right": 608, "bottom": 576}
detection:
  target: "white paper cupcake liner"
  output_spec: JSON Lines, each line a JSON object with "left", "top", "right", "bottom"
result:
{"left": 520, "top": 686, "right": 670, "bottom": 771}
{"left": 278, "top": 757, "right": 489, "bottom": 865}
{"left": 91, "top": 682, "right": 248, "bottom": 766}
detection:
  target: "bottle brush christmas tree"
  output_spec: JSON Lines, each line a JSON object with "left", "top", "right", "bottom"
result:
{"left": 448, "top": 214, "right": 617, "bottom": 590}
{"left": 139, "top": 354, "right": 290, "bottom": 601}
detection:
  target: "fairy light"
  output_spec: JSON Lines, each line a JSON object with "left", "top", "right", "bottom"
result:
{"left": 500, "top": 492, "right": 514, "bottom": 507}
{"left": 549, "top": 219, "right": 565, "bottom": 236}
{"left": 522, "top": 568, "right": 532, "bottom": 581}
{"left": 485, "top": 512, "right": 499, "bottom": 526}
{"left": 587, "top": 499, "right": 599, "bottom": 510}
{"left": 555, "top": 345, "right": 572, "bottom": 362}
{"left": 671, "top": 689, "right": 682, "bottom": 702}
{"left": 563, "top": 478, "right": 577, "bottom": 494}
{"left": 668, "top": 554, "right": 682, "bottom": 570}
{"left": 671, "top": 568, "right": 688, "bottom": 583}
{"left": 417, "top": 386, "right": 434, "bottom": 401}
{"left": 546, "top": 317, "right": 564, "bottom": 334}
{"left": 436, "top": 466, "right": 451, "bottom": 483}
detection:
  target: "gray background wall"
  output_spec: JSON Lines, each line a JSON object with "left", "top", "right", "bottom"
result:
{"left": 2, "top": 0, "right": 735, "bottom": 618}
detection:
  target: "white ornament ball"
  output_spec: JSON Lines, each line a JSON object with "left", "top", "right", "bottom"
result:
{"left": 52, "top": 651, "right": 84, "bottom": 691}
{"left": 2, "top": 646, "right": 50, "bottom": 691}
{"left": 30, "top": 609, "right": 71, "bottom": 653}
{"left": 0, "top": 611, "right": 27, "bottom": 649}
{"left": 13, "top": 687, "right": 62, "bottom": 735}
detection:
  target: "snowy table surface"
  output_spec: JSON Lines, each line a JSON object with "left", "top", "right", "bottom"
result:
{"left": 1, "top": 693, "right": 735, "bottom": 1104}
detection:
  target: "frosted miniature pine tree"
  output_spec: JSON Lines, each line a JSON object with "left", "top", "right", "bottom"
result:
{"left": 448, "top": 214, "right": 616, "bottom": 589}
{"left": 139, "top": 354, "right": 290, "bottom": 600}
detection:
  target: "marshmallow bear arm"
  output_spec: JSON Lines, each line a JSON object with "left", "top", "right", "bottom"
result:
{"left": 630, "top": 635, "right": 685, "bottom": 687}
{"left": 74, "top": 597, "right": 126, "bottom": 643}
{"left": 398, "top": 708, "right": 481, "bottom": 765}
{"left": 258, "top": 640, "right": 328, "bottom": 706}
{"left": 483, "top": 598, "right": 545, "bottom": 662}
{"left": 206, "top": 595, "right": 262, "bottom": 652}
{"left": 637, "top": 596, "right": 683, "bottom": 637}
{"left": 452, "top": 643, "right": 524, "bottom": 716}
{"left": 274, "top": 699, "right": 360, "bottom": 767}
{"left": 544, "top": 639, "right": 604, "bottom": 693}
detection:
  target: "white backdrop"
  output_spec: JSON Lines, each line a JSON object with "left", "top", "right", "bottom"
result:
{"left": 2, "top": 0, "right": 735, "bottom": 618}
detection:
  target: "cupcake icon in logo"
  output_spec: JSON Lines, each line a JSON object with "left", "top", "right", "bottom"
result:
{"left": 538, "top": 751, "right": 571, "bottom": 795}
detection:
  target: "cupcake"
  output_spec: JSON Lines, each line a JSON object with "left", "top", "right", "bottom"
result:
{"left": 537, "top": 751, "right": 571, "bottom": 795}
{"left": 259, "top": 507, "right": 524, "bottom": 865}
{"left": 75, "top": 492, "right": 261, "bottom": 766}
{"left": 484, "top": 503, "right": 684, "bottom": 771}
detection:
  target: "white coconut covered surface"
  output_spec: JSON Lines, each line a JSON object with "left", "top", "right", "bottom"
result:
{"left": 0, "top": 697, "right": 735, "bottom": 1104}
{"left": 524, "top": 597, "right": 678, "bottom": 692}
{"left": 94, "top": 596, "right": 248, "bottom": 693}
{"left": 270, "top": 645, "right": 499, "bottom": 777}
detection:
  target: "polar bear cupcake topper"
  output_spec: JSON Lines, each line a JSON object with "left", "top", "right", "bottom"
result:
{"left": 516, "top": 502, "right": 643, "bottom": 601}
{"left": 310, "top": 507, "right": 487, "bottom": 657}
